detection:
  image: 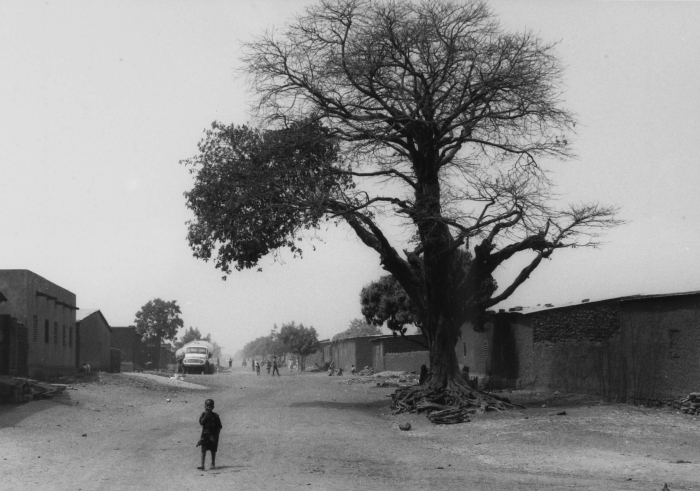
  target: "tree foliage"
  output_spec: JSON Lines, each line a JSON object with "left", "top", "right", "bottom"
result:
{"left": 135, "top": 299, "right": 184, "bottom": 367}
{"left": 183, "top": 121, "right": 349, "bottom": 273}
{"left": 183, "top": 0, "right": 622, "bottom": 396}
{"left": 278, "top": 322, "right": 320, "bottom": 370}
{"left": 361, "top": 275, "right": 419, "bottom": 335}
{"left": 175, "top": 326, "right": 211, "bottom": 349}
{"left": 332, "top": 318, "right": 382, "bottom": 340}
{"left": 242, "top": 329, "right": 286, "bottom": 360}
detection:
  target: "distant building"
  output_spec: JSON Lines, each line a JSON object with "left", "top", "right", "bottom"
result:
{"left": 305, "top": 339, "right": 330, "bottom": 368}
{"left": 0, "top": 270, "right": 78, "bottom": 378}
{"left": 111, "top": 326, "right": 143, "bottom": 371}
{"left": 76, "top": 309, "right": 113, "bottom": 372}
{"left": 371, "top": 334, "right": 429, "bottom": 373}
{"left": 460, "top": 291, "right": 700, "bottom": 401}
{"left": 329, "top": 335, "right": 378, "bottom": 371}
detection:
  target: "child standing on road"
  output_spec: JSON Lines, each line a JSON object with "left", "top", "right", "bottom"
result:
{"left": 196, "top": 398, "right": 222, "bottom": 470}
{"left": 255, "top": 360, "right": 260, "bottom": 375}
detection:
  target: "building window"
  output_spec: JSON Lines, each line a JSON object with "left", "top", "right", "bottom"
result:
{"left": 69, "top": 326, "right": 73, "bottom": 347}
{"left": 44, "top": 320, "right": 49, "bottom": 343}
{"left": 62, "top": 325, "right": 66, "bottom": 346}
{"left": 33, "top": 316, "right": 38, "bottom": 341}
{"left": 54, "top": 322, "right": 58, "bottom": 344}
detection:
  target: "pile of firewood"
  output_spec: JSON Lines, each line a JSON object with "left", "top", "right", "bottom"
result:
{"left": 416, "top": 402, "right": 471, "bottom": 424}
{"left": 392, "top": 384, "right": 519, "bottom": 424}
{"left": 674, "top": 393, "right": 700, "bottom": 415}
{"left": 0, "top": 376, "right": 70, "bottom": 403}
{"left": 628, "top": 392, "right": 700, "bottom": 415}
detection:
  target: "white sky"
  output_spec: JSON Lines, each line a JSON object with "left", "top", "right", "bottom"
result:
{"left": 1, "top": 1, "right": 699, "bottom": 357}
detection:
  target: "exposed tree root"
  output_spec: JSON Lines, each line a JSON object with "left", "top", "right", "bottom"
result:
{"left": 391, "top": 381, "right": 523, "bottom": 424}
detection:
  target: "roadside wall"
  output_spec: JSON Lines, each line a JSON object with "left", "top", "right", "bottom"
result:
{"left": 0, "top": 316, "right": 29, "bottom": 377}
{"left": 480, "top": 294, "right": 700, "bottom": 400}
{"left": 331, "top": 337, "right": 375, "bottom": 371}
{"left": 0, "top": 270, "right": 77, "bottom": 378}
{"left": 383, "top": 351, "right": 430, "bottom": 372}
{"left": 77, "top": 312, "right": 112, "bottom": 372}
{"left": 111, "top": 327, "right": 143, "bottom": 369}
{"left": 618, "top": 295, "right": 700, "bottom": 400}
{"left": 373, "top": 335, "right": 429, "bottom": 372}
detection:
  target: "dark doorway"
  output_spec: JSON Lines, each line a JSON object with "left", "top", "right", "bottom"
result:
{"left": 491, "top": 315, "right": 520, "bottom": 381}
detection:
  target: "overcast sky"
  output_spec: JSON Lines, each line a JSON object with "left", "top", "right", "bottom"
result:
{"left": 2, "top": 0, "right": 699, "bottom": 357}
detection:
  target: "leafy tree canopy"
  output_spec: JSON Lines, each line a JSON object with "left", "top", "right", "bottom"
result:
{"left": 134, "top": 299, "right": 183, "bottom": 342}
{"left": 243, "top": 328, "right": 286, "bottom": 359}
{"left": 278, "top": 321, "right": 320, "bottom": 370}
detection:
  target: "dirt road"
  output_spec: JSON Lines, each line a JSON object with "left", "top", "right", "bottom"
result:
{"left": 1, "top": 368, "right": 698, "bottom": 490}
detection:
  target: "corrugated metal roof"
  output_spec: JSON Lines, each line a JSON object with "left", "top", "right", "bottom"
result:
{"left": 493, "top": 290, "right": 700, "bottom": 316}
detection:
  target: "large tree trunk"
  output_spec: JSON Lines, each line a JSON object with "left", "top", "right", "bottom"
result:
{"left": 425, "top": 315, "right": 461, "bottom": 389}
{"left": 388, "top": 155, "right": 519, "bottom": 422}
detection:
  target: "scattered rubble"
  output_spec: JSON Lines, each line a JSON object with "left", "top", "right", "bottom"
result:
{"left": 357, "top": 366, "right": 375, "bottom": 376}
{"left": 0, "top": 376, "right": 70, "bottom": 403}
{"left": 629, "top": 392, "right": 700, "bottom": 416}
{"left": 338, "top": 371, "right": 419, "bottom": 387}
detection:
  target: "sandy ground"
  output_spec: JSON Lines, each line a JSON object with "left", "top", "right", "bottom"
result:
{"left": 1, "top": 367, "right": 698, "bottom": 491}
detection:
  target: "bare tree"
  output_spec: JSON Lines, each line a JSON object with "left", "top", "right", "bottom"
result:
{"left": 184, "top": 0, "right": 622, "bottom": 413}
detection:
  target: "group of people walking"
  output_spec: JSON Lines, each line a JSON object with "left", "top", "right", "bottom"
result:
{"left": 248, "top": 356, "right": 280, "bottom": 376}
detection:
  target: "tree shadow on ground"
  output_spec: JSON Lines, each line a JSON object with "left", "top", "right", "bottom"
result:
{"left": 507, "top": 390, "right": 604, "bottom": 409}
{"left": 289, "top": 399, "right": 388, "bottom": 413}
{"left": 0, "top": 396, "right": 70, "bottom": 428}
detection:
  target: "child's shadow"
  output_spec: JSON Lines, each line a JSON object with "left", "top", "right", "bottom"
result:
{"left": 212, "top": 465, "right": 250, "bottom": 472}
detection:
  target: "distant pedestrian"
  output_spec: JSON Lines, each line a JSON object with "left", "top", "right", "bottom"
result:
{"left": 255, "top": 361, "right": 260, "bottom": 375}
{"left": 271, "top": 357, "right": 280, "bottom": 377}
{"left": 196, "top": 398, "right": 222, "bottom": 471}
{"left": 228, "top": 358, "right": 232, "bottom": 368}
{"left": 351, "top": 364, "right": 356, "bottom": 375}
{"left": 252, "top": 359, "right": 255, "bottom": 371}
{"left": 266, "top": 360, "right": 271, "bottom": 374}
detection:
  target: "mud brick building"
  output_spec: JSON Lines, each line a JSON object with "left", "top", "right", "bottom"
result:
{"left": 329, "top": 335, "right": 378, "bottom": 371}
{"left": 305, "top": 339, "right": 331, "bottom": 368}
{"left": 460, "top": 291, "right": 700, "bottom": 401}
{"left": 371, "top": 334, "right": 429, "bottom": 373}
{"left": 0, "top": 270, "right": 78, "bottom": 378}
{"left": 111, "top": 325, "right": 143, "bottom": 371}
{"left": 76, "top": 309, "right": 113, "bottom": 372}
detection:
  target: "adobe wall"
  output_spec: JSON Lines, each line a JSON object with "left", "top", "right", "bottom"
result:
{"left": 111, "top": 327, "right": 143, "bottom": 368}
{"left": 331, "top": 337, "right": 375, "bottom": 371}
{"left": 520, "top": 295, "right": 700, "bottom": 400}
{"left": 304, "top": 349, "right": 325, "bottom": 368}
{"left": 384, "top": 351, "right": 430, "bottom": 373}
{"left": 0, "top": 270, "right": 77, "bottom": 378}
{"left": 459, "top": 315, "right": 535, "bottom": 389}
{"left": 458, "top": 321, "right": 492, "bottom": 379}
{"left": 523, "top": 301, "right": 624, "bottom": 396}
{"left": 77, "top": 314, "right": 112, "bottom": 372}
{"left": 618, "top": 295, "right": 700, "bottom": 400}
{"left": 354, "top": 337, "right": 376, "bottom": 370}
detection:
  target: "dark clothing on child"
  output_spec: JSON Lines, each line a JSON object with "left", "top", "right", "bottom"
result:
{"left": 198, "top": 411, "right": 223, "bottom": 452}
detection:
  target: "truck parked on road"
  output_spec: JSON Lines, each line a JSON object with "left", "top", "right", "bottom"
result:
{"left": 175, "top": 341, "right": 215, "bottom": 374}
